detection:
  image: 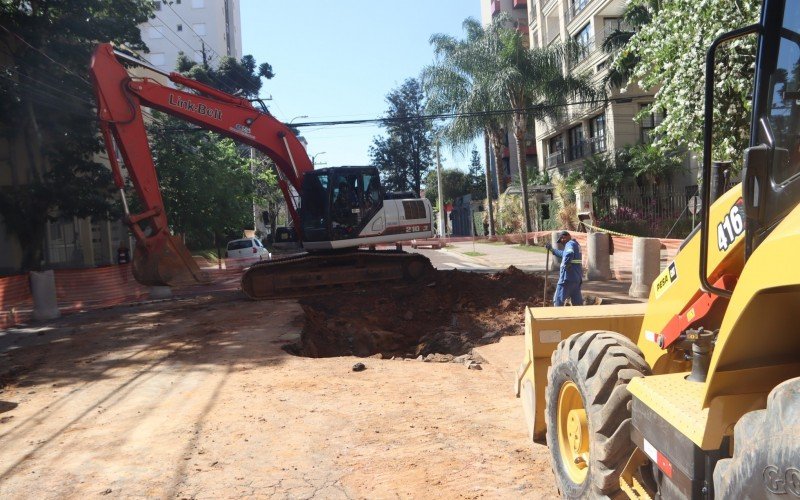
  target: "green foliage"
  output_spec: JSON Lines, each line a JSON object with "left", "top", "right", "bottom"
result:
{"left": 423, "top": 168, "right": 471, "bottom": 208}
{"left": 581, "top": 144, "right": 684, "bottom": 190}
{"left": 176, "top": 52, "right": 273, "bottom": 99}
{"left": 467, "top": 148, "right": 486, "bottom": 199}
{"left": 148, "top": 115, "right": 255, "bottom": 249}
{"left": 369, "top": 78, "right": 434, "bottom": 195}
{"left": 616, "top": 0, "right": 760, "bottom": 168}
{"left": 0, "top": 0, "right": 153, "bottom": 270}
{"left": 627, "top": 143, "right": 685, "bottom": 185}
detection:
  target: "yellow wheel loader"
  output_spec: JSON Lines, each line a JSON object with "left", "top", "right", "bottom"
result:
{"left": 515, "top": 0, "right": 800, "bottom": 497}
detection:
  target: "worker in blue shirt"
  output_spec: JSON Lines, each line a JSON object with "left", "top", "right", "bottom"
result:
{"left": 546, "top": 230, "right": 584, "bottom": 306}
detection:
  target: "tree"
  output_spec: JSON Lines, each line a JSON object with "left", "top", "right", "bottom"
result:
{"left": 369, "top": 78, "right": 434, "bottom": 196}
{"left": 0, "top": 1, "right": 153, "bottom": 270}
{"left": 148, "top": 116, "right": 256, "bottom": 249}
{"left": 176, "top": 52, "right": 274, "bottom": 98}
{"left": 614, "top": 0, "right": 760, "bottom": 167}
{"left": 424, "top": 15, "right": 597, "bottom": 234}
{"left": 423, "top": 18, "right": 508, "bottom": 237}
{"left": 152, "top": 50, "right": 280, "bottom": 246}
{"left": 423, "top": 168, "right": 471, "bottom": 209}
{"left": 467, "top": 148, "right": 486, "bottom": 200}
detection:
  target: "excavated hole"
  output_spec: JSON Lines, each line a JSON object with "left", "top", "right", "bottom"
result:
{"left": 283, "top": 266, "right": 545, "bottom": 360}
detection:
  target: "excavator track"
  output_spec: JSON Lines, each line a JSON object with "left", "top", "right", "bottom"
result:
{"left": 240, "top": 250, "right": 434, "bottom": 300}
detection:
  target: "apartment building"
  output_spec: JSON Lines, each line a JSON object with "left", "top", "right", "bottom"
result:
{"left": 526, "top": 0, "right": 664, "bottom": 178}
{"left": 142, "top": 0, "right": 242, "bottom": 71}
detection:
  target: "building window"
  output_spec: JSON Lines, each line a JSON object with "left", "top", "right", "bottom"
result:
{"left": 148, "top": 26, "right": 163, "bottom": 39}
{"left": 177, "top": 24, "right": 183, "bottom": 31}
{"left": 547, "top": 135, "right": 565, "bottom": 167}
{"left": 590, "top": 114, "right": 607, "bottom": 153}
{"left": 192, "top": 0, "right": 204, "bottom": 8}
{"left": 640, "top": 104, "right": 664, "bottom": 144}
{"left": 573, "top": 23, "right": 592, "bottom": 60}
{"left": 193, "top": 23, "right": 206, "bottom": 36}
{"left": 149, "top": 52, "right": 166, "bottom": 66}
{"left": 568, "top": 125, "right": 585, "bottom": 161}
{"left": 568, "top": 0, "right": 590, "bottom": 21}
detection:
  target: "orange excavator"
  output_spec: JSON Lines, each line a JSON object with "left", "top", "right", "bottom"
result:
{"left": 90, "top": 43, "right": 434, "bottom": 299}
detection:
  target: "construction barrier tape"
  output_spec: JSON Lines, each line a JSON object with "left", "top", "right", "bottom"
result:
{"left": 581, "top": 222, "right": 640, "bottom": 239}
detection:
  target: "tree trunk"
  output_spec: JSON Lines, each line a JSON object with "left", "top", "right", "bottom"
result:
{"left": 489, "top": 133, "right": 506, "bottom": 194}
{"left": 483, "top": 133, "right": 495, "bottom": 237}
{"left": 513, "top": 115, "right": 533, "bottom": 233}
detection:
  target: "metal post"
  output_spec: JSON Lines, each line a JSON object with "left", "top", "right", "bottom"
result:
{"left": 436, "top": 141, "right": 445, "bottom": 238}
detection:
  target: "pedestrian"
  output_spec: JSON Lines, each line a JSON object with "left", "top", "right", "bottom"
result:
{"left": 545, "top": 230, "right": 583, "bottom": 306}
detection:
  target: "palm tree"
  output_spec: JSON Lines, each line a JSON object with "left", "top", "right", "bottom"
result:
{"left": 423, "top": 19, "right": 508, "bottom": 237}
{"left": 425, "top": 16, "right": 598, "bottom": 233}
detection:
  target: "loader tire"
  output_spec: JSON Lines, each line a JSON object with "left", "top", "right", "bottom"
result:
{"left": 544, "top": 331, "right": 649, "bottom": 498}
{"left": 713, "top": 377, "right": 800, "bottom": 499}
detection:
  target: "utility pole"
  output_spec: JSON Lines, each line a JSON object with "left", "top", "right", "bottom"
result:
{"left": 484, "top": 134, "right": 495, "bottom": 238}
{"left": 201, "top": 41, "right": 208, "bottom": 68}
{"left": 436, "top": 141, "right": 445, "bottom": 238}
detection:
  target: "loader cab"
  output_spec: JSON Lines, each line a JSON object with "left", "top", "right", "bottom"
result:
{"left": 743, "top": 0, "right": 800, "bottom": 255}
{"left": 300, "top": 166, "right": 384, "bottom": 242}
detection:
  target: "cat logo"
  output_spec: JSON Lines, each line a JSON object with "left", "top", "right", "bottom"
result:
{"left": 655, "top": 262, "right": 678, "bottom": 299}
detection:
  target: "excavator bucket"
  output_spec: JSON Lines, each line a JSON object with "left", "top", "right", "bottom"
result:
{"left": 132, "top": 234, "right": 210, "bottom": 287}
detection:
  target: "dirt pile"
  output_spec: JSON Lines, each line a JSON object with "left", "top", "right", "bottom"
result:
{"left": 288, "top": 266, "right": 545, "bottom": 358}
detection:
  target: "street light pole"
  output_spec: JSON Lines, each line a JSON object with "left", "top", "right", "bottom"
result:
{"left": 311, "top": 152, "right": 326, "bottom": 167}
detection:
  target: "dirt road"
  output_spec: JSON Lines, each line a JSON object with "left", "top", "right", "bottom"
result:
{"left": 0, "top": 292, "right": 556, "bottom": 498}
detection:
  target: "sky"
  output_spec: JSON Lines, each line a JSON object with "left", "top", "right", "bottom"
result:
{"left": 240, "top": 1, "right": 483, "bottom": 172}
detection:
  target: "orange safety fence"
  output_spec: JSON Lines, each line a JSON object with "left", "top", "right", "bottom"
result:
{"left": 53, "top": 265, "right": 150, "bottom": 314}
{"left": 0, "top": 274, "right": 33, "bottom": 330}
{"left": 0, "top": 264, "right": 247, "bottom": 330}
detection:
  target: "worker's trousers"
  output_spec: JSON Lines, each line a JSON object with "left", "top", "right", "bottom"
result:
{"left": 554, "top": 281, "right": 583, "bottom": 306}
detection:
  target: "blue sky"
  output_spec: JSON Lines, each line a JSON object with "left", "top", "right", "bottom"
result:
{"left": 240, "top": 1, "right": 482, "bottom": 172}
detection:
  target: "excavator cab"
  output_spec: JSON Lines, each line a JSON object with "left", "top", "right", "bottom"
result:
{"left": 300, "top": 166, "right": 384, "bottom": 243}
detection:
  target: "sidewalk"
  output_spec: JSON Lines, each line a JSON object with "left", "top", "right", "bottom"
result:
{"left": 442, "top": 240, "right": 645, "bottom": 304}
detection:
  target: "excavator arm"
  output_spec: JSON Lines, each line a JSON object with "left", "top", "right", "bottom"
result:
{"left": 90, "top": 43, "right": 312, "bottom": 286}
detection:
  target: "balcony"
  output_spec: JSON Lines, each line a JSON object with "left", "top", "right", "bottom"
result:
{"left": 542, "top": 0, "right": 558, "bottom": 14}
{"left": 513, "top": 0, "right": 527, "bottom": 7}
{"left": 588, "top": 135, "right": 607, "bottom": 154}
{"left": 491, "top": 0, "right": 501, "bottom": 16}
{"left": 546, "top": 151, "right": 566, "bottom": 168}
{"left": 568, "top": 36, "right": 595, "bottom": 69}
{"left": 567, "top": 141, "right": 587, "bottom": 162}
{"left": 565, "top": 0, "right": 591, "bottom": 24}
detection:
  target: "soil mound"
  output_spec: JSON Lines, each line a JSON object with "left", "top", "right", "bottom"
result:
{"left": 288, "top": 266, "right": 545, "bottom": 358}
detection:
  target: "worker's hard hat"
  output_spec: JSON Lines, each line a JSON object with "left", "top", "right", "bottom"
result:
{"left": 558, "top": 230, "right": 570, "bottom": 239}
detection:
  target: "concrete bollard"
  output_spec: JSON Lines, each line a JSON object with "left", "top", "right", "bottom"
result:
{"left": 149, "top": 286, "right": 173, "bottom": 300}
{"left": 30, "top": 270, "right": 61, "bottom": 321}
{"left": 629, "top": 237, "right": 661, "bottom": 298}
{"left": 549, "top": 231, "right": 561, "bottom": 272}
{"left": 587, "top": 232, "right": 612, "bottom": 281}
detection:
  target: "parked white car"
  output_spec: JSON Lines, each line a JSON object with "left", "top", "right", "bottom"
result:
{"left": 225, "top": 238, "right": 270, "bottom": 267}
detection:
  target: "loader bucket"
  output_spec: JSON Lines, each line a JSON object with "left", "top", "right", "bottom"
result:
{"left": 132, "top": 234, "right": 210, "bottom": 287}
